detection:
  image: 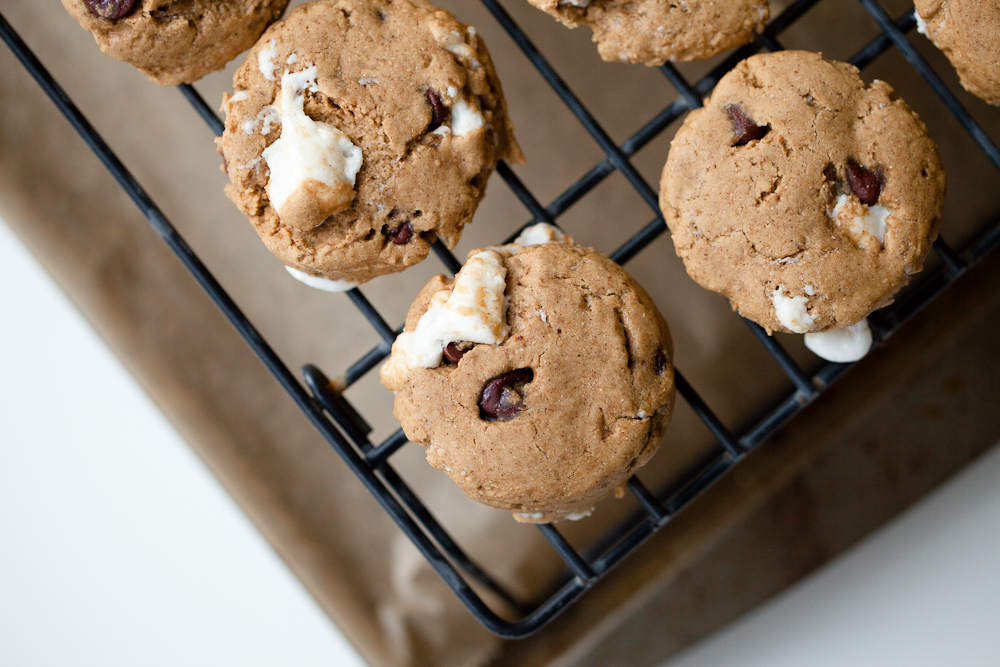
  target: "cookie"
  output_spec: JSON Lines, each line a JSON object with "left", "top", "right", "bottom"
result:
{"left": 380, "top": 224, "right": 675, "bottom": 523}
{"left": 218, "top": 0, "right": 522, "bottom": 288}
{"left": 660, "top": 51, "right": 945, "bottom": 350}
{"left": 526, "top": 0, "right": 769, "bottom": 65}
{"left": 915, "top": 0, "right": 1000, "bottom": 106}
{"left": 61, "top": 0, "right": 291, "bottom": 85}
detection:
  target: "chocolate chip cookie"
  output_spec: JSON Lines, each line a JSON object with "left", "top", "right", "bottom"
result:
{"left": 218, "top": 0, "right": 522, "bottom": 288}
{"left": 660, "top": 51, "right": 946, "bottom": 337}
{"left": 61, "top": 0, "right": 291, "bottom": 85}
{"left": 380, "top": 227, "right": 675, "bottom": 523}
{"left": 526, "top": 0, "right": 769, "bottom": 65}
{"left": 915, "top": 0, "right": 1000, "bottom": 106}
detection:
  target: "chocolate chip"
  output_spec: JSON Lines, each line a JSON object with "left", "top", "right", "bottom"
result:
{"left": 443, "top": 343, "right": 465, "bottom": 364}
{"left": 382, "top": 221, "right": 413, "bottom": 245}
{"left": 425, "top": 89, "right": 447, "bottom": 132}
{"left": 85, "top": 0, "right": 136, "bottom": 20}
{"left": 725, "top": 104, "right": 769, "bottom": 146}
{"left": 479, "top": 368, "right": 533, "bottom": 421}
{"left": 655, "top": 350, "right": 667, "bottom": 374}
{"left": 846, "top": 159, "right": 884, "bottom": 206}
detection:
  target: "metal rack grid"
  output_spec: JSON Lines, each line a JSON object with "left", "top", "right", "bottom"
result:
{"left": 4, "top": 0, "right": 999, "bottom": 639}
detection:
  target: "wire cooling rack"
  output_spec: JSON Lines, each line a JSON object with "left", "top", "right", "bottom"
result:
{"left": 4, "top": 0, "right": 999, "bottom": 639}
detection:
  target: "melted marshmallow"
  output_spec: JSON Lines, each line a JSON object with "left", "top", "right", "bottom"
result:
{"left": 805, "top": 319, "right": 873, "bottom": 362}
{"left": 427, "top": 97, "right": 483, "bottom": 137}
{"left": 517, "top": 508, "right": 592, "bottom": 521}
{"left": 441, "top": 29, "right": 480, "bottom": 67}
{"left": 914, "top": 9, "right": 930, "bottom": 36}
{"left": 261, "top": 66, "right": 363, "bottom": 220}
{"left": 381, "top": 251, "right": 509, "bottom": 387}
{"left": 450, "top": 98, "right": 484, "bottom": 136}
{"left": 487, "top": 222, "right": 567, "bottom": 255}
{"left": 257, "top": 39, "right": 279, "bottom": 81}
{"left": 771, "top": 285, "right": 815, "bottom": 333}
{"left": 285, "top": 266, "right": 357, "bottom": 293}
{"left": 832, "top": 193, "right": 891, "bottom": 249}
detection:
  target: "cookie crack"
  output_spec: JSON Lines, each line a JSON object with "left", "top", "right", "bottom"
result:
{"left": 703, "top": 228, "right": 807, "bottom": 265}
{"left": 613, "top": 306, "right": 635, "bottom": 371}
{"left": 529, "top": 423, "right": 549, "bottom": 459}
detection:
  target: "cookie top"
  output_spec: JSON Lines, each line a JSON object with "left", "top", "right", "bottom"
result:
{"left": 915, "top": 0, "right": 1000, "bottom": 106}
{"left": 660, "top": 51, "right": 946, "bottom": 334}
{"left": 62, "top": 0, "right": 291, "bottom": 85}
{"left": 526, "top": 0, "right": 768, "bottom": 65}
{"left": 381, "top": 228, "right": 675, "bottom": 523}
{"left": 218, "top": 0, "right": 522, "bottom": 287}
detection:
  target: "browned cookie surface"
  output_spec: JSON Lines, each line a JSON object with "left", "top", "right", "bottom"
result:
{"left": 382, "top": 240, "right": 675, "bottom": 523}
{"left": 660, "top": 51, "right": 946, "bottom": 334}
{"left": 916, "top": 0, "right": 1000, "bottom": 106}
{"left": 218, "top": 0, "right": 522, "bottom": 286}
{"left": 526, "top": 0, "right": 768, "bottom": 65}
{"left": 62, "top": 0, "right": 291, "bottom": 85}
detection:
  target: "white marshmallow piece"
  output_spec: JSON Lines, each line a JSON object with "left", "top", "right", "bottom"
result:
{"left": 441, "top": 29, "right": 480, "bottom": 68}
{"left": 381, "top": 251, "right": 509, "bottom": 387}
{"left": 285, "top": 266, "right": 357, "bottom": 293}
{"left": 805, "top": 319, "right": 873, "bottom": 362}
{"left": 770, "top": 285, "right": 816, "bottom": 333}
{"left": 487, "top": 222, "right": 567, "bottom": 255}
{"left": 262, "top": 66, "right": 363, "bottom": 219}
{"left": 832, "top": 193, "right": 891, "bottom": 250}
{"left": 450, "top": 98, "right": 484, "bottom": 137}
{"left": 257, "top": 39, "right": 279, "bottom": 81}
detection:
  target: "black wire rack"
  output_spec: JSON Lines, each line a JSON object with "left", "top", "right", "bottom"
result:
{"left": 4, "top": 0, "right": 999, "bottom": 640}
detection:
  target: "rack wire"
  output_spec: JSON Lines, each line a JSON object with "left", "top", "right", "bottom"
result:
{"left": 3, "top": 0, "right": 999, "bottom": 639}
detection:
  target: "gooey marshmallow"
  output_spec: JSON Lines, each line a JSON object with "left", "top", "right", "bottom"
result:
{"left": 831, "top": 193, "right": 891, "bottom": 250}
{"left": 770, "top": 285, "right": 816, "bottom": 333}
{"left": 381, "top": 224, "right": 570, "bottom": 388}
{"left": 381, "top": 251, "right": 509, "bottom": 389}
{"left": 285, "top": 266, "right": 358, "bottom": 293}
{"left": 430, "top": 96, "right": 485, "bottom": 138}
{"left": 261, "top": 64, "right": 363, "bottom": 231}
{"left": 487, "top": 222, "right": 566, "bottom": 255}
{"left": 805, "top": 319, "right": 873, "bottom": 362}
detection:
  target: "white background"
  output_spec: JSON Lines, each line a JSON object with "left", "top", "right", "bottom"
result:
{"left": 2, "top": 217, "right": 998, "bottom": 666}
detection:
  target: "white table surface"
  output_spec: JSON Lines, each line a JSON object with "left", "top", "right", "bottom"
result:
{"left": 2, "top": 216, "right": 998, "bottom": 666}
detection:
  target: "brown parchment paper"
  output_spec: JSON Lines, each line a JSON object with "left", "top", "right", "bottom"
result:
{"left": 2, "top": 0, "right": 998, "bottom": 665}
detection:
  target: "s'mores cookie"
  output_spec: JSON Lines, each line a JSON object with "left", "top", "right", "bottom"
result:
{"left": 381, "top": 225, "right": 675, "bottom": 523}
{"left": 660, "top": 51, "right": 946, "bottom": 361}
{"left": 218, "top": 0, "right": 522, "bottom": 289}
{"left": 915, "top": 0, "right": 1000, "bottom": 106}
{"left": 526, "top": 0, "right": 769, "bottom": 65}
{"left": 62, "top": 0, "right": 291, "bottom": 85}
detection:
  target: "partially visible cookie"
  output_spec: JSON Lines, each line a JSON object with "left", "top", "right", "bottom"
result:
{"left": 219, "top": 0, "right": 522, "bottom": 287}
{"left": 380, "top": 225, "right": 675, "bottom": 523}
{"left": 660, "top": 51, "right": 945, "bottom": 342}
{"left": 915, "top": 0, "right": 1000, "bottom": 106}
{"left": 61, "top": 0, "right": 291, "bottom": 85}
{"left": 526, "top": 0, "right": 769, "bottom": 65}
